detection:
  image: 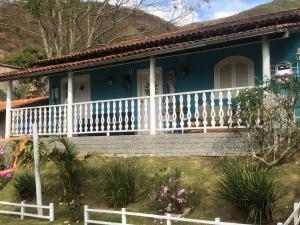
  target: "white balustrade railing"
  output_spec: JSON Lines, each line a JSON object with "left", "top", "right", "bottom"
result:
{"left": 155, "top": 87, "right": 253, "bottom": 133}
{"left": 10, "top": 87, "right": 256, "bottom": 136}
{"left": 72, "top": 96, "right": 150, "bottom": 135}
{"left": 11, "top": 104, "right": 67, "bottom": 136}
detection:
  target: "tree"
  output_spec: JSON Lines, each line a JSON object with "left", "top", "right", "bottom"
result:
{"left": 2, "top": 47, "right": 48, "bottom": 97}
{"left": 0, "top": 0, "right": 208, "bottom": 57}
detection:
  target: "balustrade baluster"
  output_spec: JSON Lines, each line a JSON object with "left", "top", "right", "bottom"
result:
{"left": 202, "top": 93, "right": 208, "bottom": 132}
{"left": 79, "top": 104, "right": 83, "bottom": 133}
{"left": 90, "top": 103, "right": 94, "bottom": 132}
{"left": 58, "top": 107, "right": 62, "bottom": 134}
{"left": 131, "top": 100, "right": 135, "bottom": 130}
{"left": 107, "top": 102, "right": 111, "bottom": 133}
{"left": 84, "top": 104, "right": 88, "bottom": 132}
{"left": 119, "top": 101, "right": 123, "bottom": 130}
{"left": 227, "top": 91, "right": 233, "bottom": 127}
{"left": 74, "top": 105, "right": 78, "bottom": 133}
{"left": 48, "top": 107, "right": 52, "bottom": 134}
{"left": 112, "top": 101, "right": 116, "bottom": 131}
{"left": 44, "top": 107, "right": 47, "bottom": 134}
{"left": 187, "top": 94, "right": 192, "bottom": 128}
{"left": 125, "top": 100, "right": 129, "bottom": 131}
{"left": 20, "top": 110, "right": 24, "bottom": 135}
{"left": 95, "top": 103, "right": 99, "bottom": 132}
{"left": 29, "top": 109, "right": 33, "bottom": 134}
{"left": 11, "top": 110, "right": 15, "bottom": 135}
{"left": 52, "top": 107, "right": 56, "bottom": 133}
{"left": 179, "top": 95, "right": 184, "bottom": 130}
{"left": 172, "top": 96, "right": 177, "bottom": 129}
{"left": 219, "top": 91, "right": 224, "bottom": 127}
{"left": 16, "top": 110, "right": 20, "bottom": 135}
{"left": 101, "top": 102, "right": 105, "bottom": 132}
{"left": 144, "top": 98, "right": 148, "bottom": 130}
{"left": 158, "top": 97, "right": 163, "bottom": 130}
{"left": 24, "top": 109, "right": 28, "bottom": 134}
{"left": 137, "top": 99, "right": 141, "bottom": 130}
{"left": 236, "top": 90, "right": 242, "bottom": 127}
{"left": 211, "top": 92, "right": 216, "bottom": 127}
{"left": 165, "top": 97, "right": 170, "bottom": 129}
{"left": 194, "top": 94, "right": 200, "bottom": 127}
{"left": 39, "top": 108, "right": 43, "bottom": 134}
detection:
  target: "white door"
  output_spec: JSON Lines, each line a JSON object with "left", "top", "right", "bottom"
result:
{"left": 61, "top": 74, "right": 91, "bottom": 104}
{"left": 137, "top": 67, "right": 163, "bottom": 130}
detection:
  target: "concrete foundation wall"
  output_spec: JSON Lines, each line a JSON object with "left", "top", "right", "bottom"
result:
{"left": 65, "top": 133, "right": 247, "bottom": 156}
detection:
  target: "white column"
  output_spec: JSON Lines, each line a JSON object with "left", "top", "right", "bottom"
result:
{"left": 150, "top": 57, "right": 156, "bottom": 135}
{"left": 262, "top": 35, "right": 271, "bottom": 82}
{"left": 5, "top": 80, "right": 12, "bottom": 138}
{"left": 67, "top": 71, "right": 74, "bottom": 137}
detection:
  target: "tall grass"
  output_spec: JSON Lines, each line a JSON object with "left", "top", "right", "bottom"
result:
{"left": 218, "top": 160, "right": 282, "bottom": 224}
{"left": 102, "top": 159, "right": 142, "bottom": 208}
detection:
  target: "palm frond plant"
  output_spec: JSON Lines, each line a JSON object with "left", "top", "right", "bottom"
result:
{"left": 13, "top": 170, "right": 36, "bottom": 201}
{"left": 47, "top": 138, "right": 86, "bottom": 222}
{"left": 217, "top": 159, "right": 283, "bottom": 224}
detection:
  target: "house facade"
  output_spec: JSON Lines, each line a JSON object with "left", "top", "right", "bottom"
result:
{"left": 0, "top": 8, "right": 300, "bottom": 155}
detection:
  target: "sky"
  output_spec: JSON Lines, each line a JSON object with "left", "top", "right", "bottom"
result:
{"left": 143, "top": 0, "right": 273, "bottom": 25}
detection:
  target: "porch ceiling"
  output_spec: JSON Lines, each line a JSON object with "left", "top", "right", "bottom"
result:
{"left": 1, "top": 7, "right": 300, "bottom": 82}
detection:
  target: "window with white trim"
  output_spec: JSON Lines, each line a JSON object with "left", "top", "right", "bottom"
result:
{"left": 214, "top": 56, "right": 255, "bottom": 89}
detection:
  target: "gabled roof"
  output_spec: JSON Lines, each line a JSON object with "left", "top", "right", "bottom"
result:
{"left": 0, "top": 96, "right": 49, "bottom": 112}
{"left": 1, "top": 7, "right": 300, "bottom": 81}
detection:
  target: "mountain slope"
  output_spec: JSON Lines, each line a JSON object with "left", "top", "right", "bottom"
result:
{"left": 0, "top": 3, "right": 176, "bottom": 61}
{"left": 186, "top": 0, "right": 300, "bottom": 29}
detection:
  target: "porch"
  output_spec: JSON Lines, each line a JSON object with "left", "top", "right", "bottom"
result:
{"left": 9, "top": 86, "right": 249, "bottom": 137}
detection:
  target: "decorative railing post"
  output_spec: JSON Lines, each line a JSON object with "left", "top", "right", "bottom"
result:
{"left": 67, "top": 71, "right": 74, "bottom": 137}
{"left": 149, "top": 57, "right": 156, "bottom": 135}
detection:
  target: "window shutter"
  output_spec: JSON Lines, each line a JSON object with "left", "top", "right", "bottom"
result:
{"left": 219, "top": 64, "right": 232, "bottom": 88}
{"left": 235, "top": 62, "right": 249, "bottom": 87}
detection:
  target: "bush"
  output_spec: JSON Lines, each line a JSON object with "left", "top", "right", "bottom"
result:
{"left": 13, "top": 171, "right": 36, "bottom": 201}
{"left": 154, "top": 168, "right": 194, "bottom": 215}
{"left": 218, "top": 160, "right": 282, "bottom": 224}
{"left": 47, "top": 138, "right": 86, "bottom": 222}
{"left": 102, "top": 159, "right": 142, "bottom": 208}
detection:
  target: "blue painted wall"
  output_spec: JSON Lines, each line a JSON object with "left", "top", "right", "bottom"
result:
{"left": 48, "top": 32, "right": 300, "bottom": 105}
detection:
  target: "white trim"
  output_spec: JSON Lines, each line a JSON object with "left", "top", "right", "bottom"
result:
{"left": 5, "top": 80, "right": 12, "bottom": 138}
{"left": 262, "top": 35, "right": 271, "bottom": 82}
{"left": 214, "top": 56, "right": 255, "bottom": 89}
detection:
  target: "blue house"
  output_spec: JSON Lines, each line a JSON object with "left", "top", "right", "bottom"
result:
{"left": 0, "top": 8, "right": 300, "bottom": 155}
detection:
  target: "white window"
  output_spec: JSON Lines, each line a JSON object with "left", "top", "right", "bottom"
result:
{"left": 214, "top": 56, "right": 255, "bottom": 89}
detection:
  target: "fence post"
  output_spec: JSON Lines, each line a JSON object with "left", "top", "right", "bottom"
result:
{"left": 167, "top": 213, "right": 172, "bottom": 225}
{"left": 20, "top": 201, "right": 25, "bottom": 220}
{"left": 215, "top": 218, "right": 221, "bottom": 225}
{"left": 84, "top": 205, "right": 89, "bottom": 225}
{"left": 294, "top": 203, "right": 299, "bottom": 225}
{"left": 49, "top": 203, "right": 54, "bottom": 222}
{"left": 122, "top": 208, "right": 127, "bottom": 225}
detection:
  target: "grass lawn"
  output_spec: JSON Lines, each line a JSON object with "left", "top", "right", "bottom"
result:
{"left": 0, "top": 155, "right": 299, "bottom": 225}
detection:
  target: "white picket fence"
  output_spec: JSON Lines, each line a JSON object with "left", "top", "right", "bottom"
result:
{"left": 84, "top": 206, "right": 252, "bottom": 225}
{"left": 0, "top": 201, "right": 54, "bottom": 221}
{"left": 278, "top": 202, "right": 300, "bottom": 225}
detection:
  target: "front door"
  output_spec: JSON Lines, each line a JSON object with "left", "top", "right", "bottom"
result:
{"left": 61, "top": 74, "right": 91, "bottom": 104}
{"left": 137, "top": 67, "right": 163, "bottom": 130}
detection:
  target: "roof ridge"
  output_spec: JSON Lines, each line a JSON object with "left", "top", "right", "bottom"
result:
{"left": 32, "top": 6, "right": 300, "bottom": 67}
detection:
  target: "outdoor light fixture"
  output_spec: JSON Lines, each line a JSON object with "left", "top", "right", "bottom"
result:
{"left": 107, "top": 76, "right": 114, "bottom": 86}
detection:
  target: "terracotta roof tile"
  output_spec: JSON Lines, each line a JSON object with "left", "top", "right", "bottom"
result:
{"left": 0, "top": 96, "right": 49, "bottom": 112}
{"left": 1, "top": 7, "right": 300, "bottom": 81}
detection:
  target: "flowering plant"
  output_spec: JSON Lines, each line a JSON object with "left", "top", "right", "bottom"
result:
{"left": 0, "top": 144, "right": 12, "bottom": 189}
{"left": 155, "top": 168, "right": 194, "bottom": 216}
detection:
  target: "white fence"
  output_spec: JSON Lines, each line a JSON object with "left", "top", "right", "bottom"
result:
{"left": 0, "top": 201, "right": 54, "bottom": 222}
{"left": 278, "top": 202, "right": 300, "bottom": 225}
{"left": 84, "top": 206, "right": 252, "bottom": 225}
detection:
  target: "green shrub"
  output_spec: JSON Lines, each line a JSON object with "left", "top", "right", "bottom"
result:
{"left": 102, "top": 159, "right": 142, "bottom": 208}
{"left": 47, "top": 138, "right": 86, "bottom": 222}
{"left": 13, "top": 171, "right": 36, "bottom": 201}
{"left": 218, "top": 160, "right": 282, "bottom": 224}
